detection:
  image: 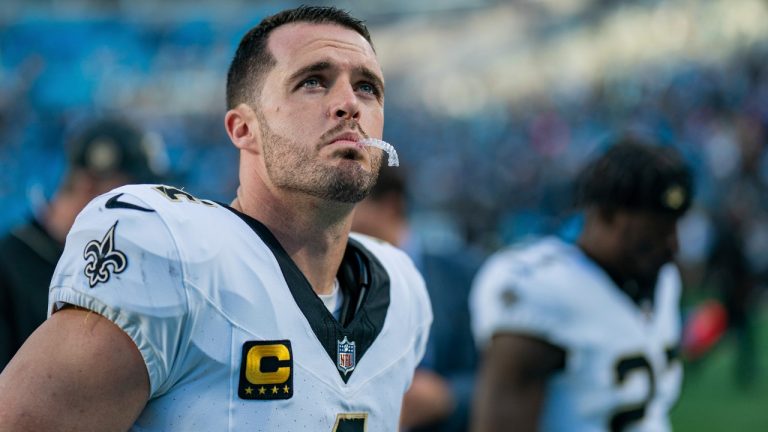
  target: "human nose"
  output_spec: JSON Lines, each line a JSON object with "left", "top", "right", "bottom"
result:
{"left": 328, "top": 82, "right": 360, "bottom": 121}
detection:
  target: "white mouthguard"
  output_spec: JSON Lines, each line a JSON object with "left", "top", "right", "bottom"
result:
{"left": 358, "top": 138, "right": 399, "bottom": 167}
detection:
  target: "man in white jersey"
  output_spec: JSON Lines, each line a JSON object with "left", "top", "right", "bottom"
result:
{"left": 471, "top": 139, "right": 693, "bottom": 432}
{"left": 0, "top": 6, "right": 432, "bottom": 431}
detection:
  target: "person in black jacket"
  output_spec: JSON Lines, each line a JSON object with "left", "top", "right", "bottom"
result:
{"left": 0, "top": 117, "right": 165, "bottom": 368}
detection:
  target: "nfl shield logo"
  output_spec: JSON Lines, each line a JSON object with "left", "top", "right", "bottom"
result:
{"left": 337, "top": 336, "right": 356, "bottom": 376}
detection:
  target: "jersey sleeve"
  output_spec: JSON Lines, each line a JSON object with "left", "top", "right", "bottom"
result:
{"left": 384, "top": 239, "right": 432, "bottom": 364}
{"left": 352, "top": 233, "right": 433, "bottom": 365}
{"left": 395, "top": 248, "right": 432, "bottom": 391}
{"left": 357, "top": 234, "right": 433, "bottom": 385}
{"left": 48, "top": 191, "right": 188, "bottom": 398}
{"left": 470, "top": 250, "right": 568, "bottom": 348}
{"left": 657, "top": 263, "right": 684, "bottom": 339}
{"left": 408, "top": 259, "right": 432, "bottom": 366}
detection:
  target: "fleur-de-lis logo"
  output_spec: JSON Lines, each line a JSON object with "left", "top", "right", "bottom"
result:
{"left": 83, "top": 221, "right": 127, "bottom": 288}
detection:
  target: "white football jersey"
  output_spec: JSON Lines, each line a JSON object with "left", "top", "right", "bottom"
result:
{"left": 471, "top": 236, "right": 682, "bottom": 432}
{"left": 49, "top": 184, "right": 432, "bottom": 431}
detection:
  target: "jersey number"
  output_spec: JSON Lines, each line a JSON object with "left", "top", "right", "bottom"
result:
{"left": 610, "top": 348, "right": 678, "bottom": 432}
{"left": 332, "top": 413, "right": 367, "bottom": 431}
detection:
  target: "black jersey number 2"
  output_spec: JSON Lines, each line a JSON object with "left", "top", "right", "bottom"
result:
{"left": 610, "top": 347, "right": 679, "bottom": 431}
{"left": 332, "top": 413, "right": 367, "bottom": 431}
{"left": 610, "top": 355, "right": 655, "bottom": 432}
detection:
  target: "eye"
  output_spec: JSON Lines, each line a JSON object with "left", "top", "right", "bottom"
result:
{"left": 357, "top": 82, "right": 379, "bottom": 95}
{"left": 300, "top": 77, "right": 323, "bottom": 89}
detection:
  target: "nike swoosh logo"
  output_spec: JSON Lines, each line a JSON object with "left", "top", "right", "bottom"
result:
{"left": 105, "top": 193, "right": 155, "bottom": 213}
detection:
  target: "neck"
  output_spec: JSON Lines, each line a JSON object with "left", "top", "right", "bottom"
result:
{"left": 577, "top": 229, "right": 655, "bottom": 302}
{"left": 232, "top": 183, "right": 354, "bottom": 297}
{"left": 578, "top": 236, "right": 620, "bottom": 281}
{"left": 576, "top": 223, "right": 626, "bottom": 280}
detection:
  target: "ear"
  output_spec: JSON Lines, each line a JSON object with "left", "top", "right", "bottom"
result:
{"left": 225, "top": 104, "right": 260, "bottom": 152}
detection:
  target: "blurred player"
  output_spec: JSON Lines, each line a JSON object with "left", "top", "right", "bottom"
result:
{"left": 0, "top": 6, "right": 431, "bottom": 431}
{"left": 0, "top": 117, "right": 165, "bottom": 368}
{"left": 471, "top": 138, "right": 693, "bottom": 432}
{"left": 352, "top": 166, "right": 480, "bottom": 432}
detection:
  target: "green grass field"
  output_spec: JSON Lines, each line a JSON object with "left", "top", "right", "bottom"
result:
{"left": 671, "top": 310, "right": 768, "bottom": 431}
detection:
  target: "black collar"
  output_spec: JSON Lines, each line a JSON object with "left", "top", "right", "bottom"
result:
{"left": 222, "top": 204, "right": 391, "bottom": 382}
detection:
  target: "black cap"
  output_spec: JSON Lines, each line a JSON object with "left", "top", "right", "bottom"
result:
{"left": 575, "top": 137, "right": 694, "bottom": 216}
{"left": 67, "top": 118, "right": 167, "bottom": 183}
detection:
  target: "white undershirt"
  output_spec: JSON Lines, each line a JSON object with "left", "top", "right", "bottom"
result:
{"left": 318, "top": 278, "right": 344, "bottom": 321}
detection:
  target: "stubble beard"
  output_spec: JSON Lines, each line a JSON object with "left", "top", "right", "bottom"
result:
{"left": 258, "top": 110, "right": 382, "bottom": 204}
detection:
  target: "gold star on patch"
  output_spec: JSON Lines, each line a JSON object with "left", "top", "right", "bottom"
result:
{"left": 237, "top": 340, "right": 293, "bottom": 400}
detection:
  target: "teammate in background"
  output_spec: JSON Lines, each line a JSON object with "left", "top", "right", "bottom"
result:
{"left": 0, "top": 118, "right": 165, "bottom": 368}
{"left": 470, "top": 138, "right": 693, "bottom": 432}
{"left": 0, "top": 6, "right": 431, "bottom": 431}
{"left": 352, "top": 166, "right": 480, "bottom": 432}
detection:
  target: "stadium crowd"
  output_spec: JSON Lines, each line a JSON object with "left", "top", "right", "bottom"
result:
{"left": 1, "top": 14, "right": 767, "bottom": 258}
{"left": 0, "top": 4, "right": 767, "bottom": 430}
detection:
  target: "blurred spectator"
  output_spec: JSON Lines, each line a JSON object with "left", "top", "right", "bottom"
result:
{"left": 0, "top": 117, "right": 166, "bottom": 368}
{"left": 702, "top": 112, "right": 768, "bottom": 388}
{"left": 352, "top": 166, "right": 481, "bottom": 432}
{"left": 2, "top": 13, "right": 768, "bottom": 258}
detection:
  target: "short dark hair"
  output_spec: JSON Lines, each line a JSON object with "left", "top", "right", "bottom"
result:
{"left": 575, "top": 136, "right": 694, "bottom": 216}
{"left": 226, "top": 6, "right": 373, "bottom": 109}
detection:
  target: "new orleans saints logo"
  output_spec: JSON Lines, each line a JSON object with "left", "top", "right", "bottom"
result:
{"left": 83, "top": 221, "right": 127, "bottom": 288}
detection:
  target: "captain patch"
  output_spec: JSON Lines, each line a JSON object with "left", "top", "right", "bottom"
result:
{"left": 239, "top": 340, "right": 293, "bottom": 400}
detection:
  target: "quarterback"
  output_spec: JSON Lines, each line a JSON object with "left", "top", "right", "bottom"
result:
{"left": 471, "top": 140, "right": 693, "bottom": 432}
{"left": 0, "top": 6, "right": 431, "bottom": 431}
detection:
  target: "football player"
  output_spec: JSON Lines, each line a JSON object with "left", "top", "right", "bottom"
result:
{"left": 0, "top": 6, "right": 431, "bottom": 431}
{"left": 470, "top": 138, "right": 693, "bottom": 432}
